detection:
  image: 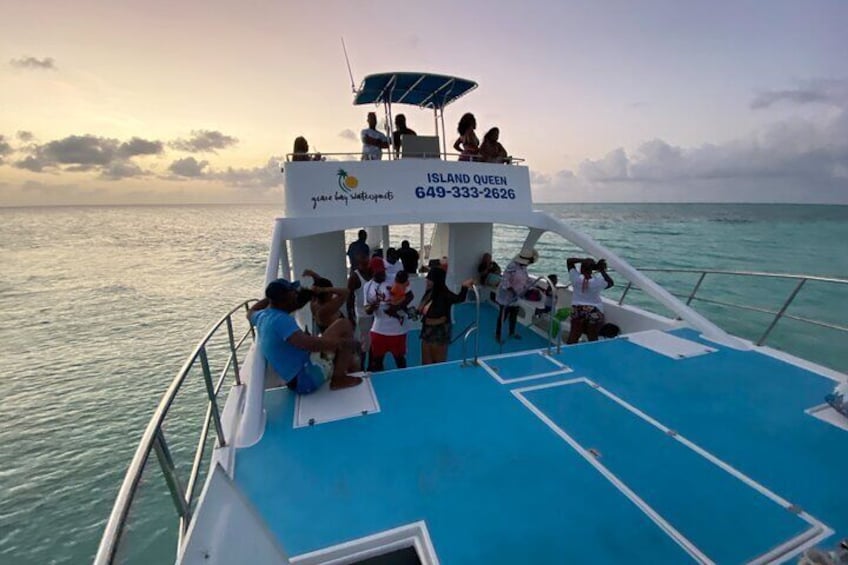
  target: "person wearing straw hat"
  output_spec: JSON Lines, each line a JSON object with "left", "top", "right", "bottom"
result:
{"left": 495, "top": 247, "right": 538, "bottom": 343}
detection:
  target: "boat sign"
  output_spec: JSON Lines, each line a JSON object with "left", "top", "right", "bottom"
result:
{"left": 284, "top": 160, "right": 532, "bottom": 217}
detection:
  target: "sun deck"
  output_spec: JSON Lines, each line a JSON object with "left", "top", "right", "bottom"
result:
{"left": 234, "top": 303, "right": 847, "bottom": 563}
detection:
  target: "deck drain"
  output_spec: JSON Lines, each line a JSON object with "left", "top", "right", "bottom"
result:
{"left": 588, "top": 448, "right": 602, "bottom": 459}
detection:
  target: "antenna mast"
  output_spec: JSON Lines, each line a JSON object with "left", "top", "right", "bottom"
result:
{"left": 341, "top": 37, "right": 356, "bottom": 94}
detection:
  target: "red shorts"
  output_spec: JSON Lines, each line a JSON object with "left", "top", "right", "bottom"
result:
{"left": 370, "top": 332, "right": 407, "bottom": 357}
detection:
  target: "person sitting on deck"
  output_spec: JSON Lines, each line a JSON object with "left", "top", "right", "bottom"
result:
{"left": 478, "top": 127, "right": 510, "bottom": 164}
{"left": 398, "top": 240, "right": 420, "bottom": 274}
{"left": 392, "top": 114, "right": 417, "bottom": 156}
{"left": 361, "top": 112, "right": 390, "bottom": 161}
{"left": 453, "top": 112, "right": 479, "bottom": 162}
{"left": 248, "top": 279, "right": 362, "bottom": 392}
{"left": 291, "top": 136, "right": 322, "bottom": 162}
{"left": 477, "top": 252, "right": 502, "bottom": 287}
{"left": 418, "top": 267, "right": 475, "bottom": 365}
{"left": 565, "top": 257, "right": 614, "bottom": 344}
{"left": 302, "top": 269, "right": 349, "bottom": 334}
{"left": 534, "top": 274, "right": 558, "bottom": 316}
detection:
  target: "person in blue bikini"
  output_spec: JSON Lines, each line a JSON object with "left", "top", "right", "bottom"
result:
{"left": 248, "top": 278, "right": 362, "bottom": 393}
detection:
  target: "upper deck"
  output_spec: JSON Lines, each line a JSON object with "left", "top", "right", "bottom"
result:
{"left": 234, "top": 303, "right": 847, "bottom": 563}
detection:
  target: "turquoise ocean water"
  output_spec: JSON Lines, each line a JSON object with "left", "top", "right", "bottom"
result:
{"left": 1, "top": 203, "right": 846, "bottom": 564}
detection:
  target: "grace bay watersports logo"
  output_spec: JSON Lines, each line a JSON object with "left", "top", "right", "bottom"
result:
{"left": 337, "top": 169, "right": 359, "bottom": 193}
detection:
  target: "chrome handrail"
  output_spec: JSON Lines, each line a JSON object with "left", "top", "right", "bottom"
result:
{"left": 461, "top": 283, "right": 481, "bottom": 366}
{"left": 616, "top": 268, "right": 848, "bottom": 347}
{"left": 95, "top": 300, "right": 257, "bottom": 565}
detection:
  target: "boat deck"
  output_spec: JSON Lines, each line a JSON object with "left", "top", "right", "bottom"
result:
{"left": 235, "top": 303, "right": 847, "bottom": 563}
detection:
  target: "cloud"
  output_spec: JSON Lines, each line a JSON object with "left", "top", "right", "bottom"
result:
{"left": 751, "top": 79, "right": 848, "bottom": 110}
{"left": 210, "top": 157, "right": 284, "bottom": 190}
{"left": 16, "top": 131, "right": 34, "bottom": 142}
{"left": 338, "top": 129, "right": 358, "bottom": 141}
{"left": 169, "top": 130, "right": 238, "bottom": 153}
{"left": 0, "top": 135, "right": 12, "bottom": 164}
{"left": 10, "top": 56, "right": 56, "bottom": 70}
{"left": 12, "top": 134, "right": 157, "bottom": 179}
{"left": 168, "top": 157, "right": 209, "bottom": 178}
{"left": 533, "top": 87, "right": 848, "bottom": 203}
{"left": 119, "top": 137, "right": 163, "bottom": 157}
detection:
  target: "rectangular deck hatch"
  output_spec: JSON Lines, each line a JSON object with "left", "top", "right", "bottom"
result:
{"left": 294, "top": 378, "right": 380, "bottom": 428}
{"left": 626, "top": 329, "right": 717, "bottom": 359}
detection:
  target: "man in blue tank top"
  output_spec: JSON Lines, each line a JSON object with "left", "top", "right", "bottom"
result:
{"left": 248, "top": 279, "right": 362, "bottom": 393}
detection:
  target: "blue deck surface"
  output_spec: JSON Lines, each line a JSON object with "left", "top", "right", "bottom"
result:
{"left": 235, "top": 303, "right": 848, "bottom": 563}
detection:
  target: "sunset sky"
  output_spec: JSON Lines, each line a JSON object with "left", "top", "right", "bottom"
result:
{"left": 1, "top": 0, "right": 846, "bottom": 205}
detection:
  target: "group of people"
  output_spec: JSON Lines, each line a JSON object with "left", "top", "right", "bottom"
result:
{"left": 291, "top": 111, "right": 510, "bottom": 163}
{"left": 249, "top": 228, "right": 616, "bottom": 396}
{"left": 483, "top": 249, "right": 615, "bottom": 345}
{"left": 453, "top": 112, "right": 510, "bottom": 163}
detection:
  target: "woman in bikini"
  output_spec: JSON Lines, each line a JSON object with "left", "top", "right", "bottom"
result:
{"left": 453, "top": 112, "right": 479, "bottom": 162}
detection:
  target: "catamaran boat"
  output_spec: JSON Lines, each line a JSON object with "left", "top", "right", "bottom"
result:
{"left": 95, "top": 73, "right": 848, "bottom": 564}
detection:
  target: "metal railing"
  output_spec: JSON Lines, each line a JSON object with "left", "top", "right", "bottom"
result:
{"left": 95, "top": 300, "right": 257, "bottom": 565}
{"left": 461, "top": 283, "right": 482, "bottom": 366}
{"left": 614, "top": 268, "right": 848, "bottom": 346}
{"left": 284, "top": 151, "right": 525, "bottom": 164}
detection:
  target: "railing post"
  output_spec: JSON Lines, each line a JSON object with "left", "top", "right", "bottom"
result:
{"left": 461, "top": 284, "right": 481, "bottom": 367}
{"left": 225, "top": 316, "right": 242, "bottom": 385}
{"left": 686, "top": 272, "right": 707, "bottom": 306}
{"left": 757, "top": 278, "right": 807, "bottom": 346}
{"left": 618, "top": 282, "right": 633, "bottom": 305}
{"left": 153, "top": 429, "right": 191, "bottom": 530}
{"left": 245, "top": 303, "right": 256, "bottom": 340}
{"left": 544, "top": 277, "right": 557, "bottom": 356}
{"left": 199, "top": 347, "right": 227, "bottom": 447}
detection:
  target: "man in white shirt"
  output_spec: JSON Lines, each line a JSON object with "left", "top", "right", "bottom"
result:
{"left": 364, "top": 256, "right": 411, "bottom": 371}
{"left": 566, "top": 257, "right": 614, "bottom": 344}
{"left": 361, "top": 112, "right": 389, "bottom": 160}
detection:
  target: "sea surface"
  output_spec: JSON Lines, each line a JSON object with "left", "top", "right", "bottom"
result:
{"left": 1, "top": 203, "right": 846, "bottom": 564}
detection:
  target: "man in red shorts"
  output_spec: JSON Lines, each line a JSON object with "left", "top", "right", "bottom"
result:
{"left": 364, "top": 256, "right": 411, "bottom": 371}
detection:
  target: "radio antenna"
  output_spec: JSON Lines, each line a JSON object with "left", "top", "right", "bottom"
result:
{"left": 341, "top": 37, "right": 356, "bottom": 94}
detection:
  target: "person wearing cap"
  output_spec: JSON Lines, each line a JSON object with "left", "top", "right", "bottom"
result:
{"left": 361, "top": 112, "right": 389, "bottom": 161}
{"left": 248, "top": 278, "right": 362, "bottom": 393}
{"left": 495, "top": 247, "right": 538, "bottom": 343}
{"left": 565, "top": 257, "right": 614, "bottom": 344}
{"left": 363, "top": 256, "right": 411, "bottom": 371}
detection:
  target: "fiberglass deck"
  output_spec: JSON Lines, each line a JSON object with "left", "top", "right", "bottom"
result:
{"left": 235, "top": 303, "right": 847, "bottom": 563}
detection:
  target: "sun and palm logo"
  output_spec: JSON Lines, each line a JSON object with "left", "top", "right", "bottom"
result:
{"left": 337, "top": 169, "right": 359, "bottom": 193}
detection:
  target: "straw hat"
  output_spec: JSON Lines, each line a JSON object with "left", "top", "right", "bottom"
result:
{"left": 514, "top": 248, "right": 538, "bottom": 266}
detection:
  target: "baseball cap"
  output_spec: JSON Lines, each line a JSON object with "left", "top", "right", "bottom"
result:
{"left": 265, "top": 278, "right": 300, "bottom": 301}
{"left": 369, "top": 256, "right": 386, "bottom": 273}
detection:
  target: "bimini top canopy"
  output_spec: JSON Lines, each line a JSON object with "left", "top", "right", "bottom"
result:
{"left": 353, "top": 72, "right": 477, "bottom": 110}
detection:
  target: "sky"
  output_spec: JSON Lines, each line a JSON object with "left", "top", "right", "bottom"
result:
{"left": 1, "top": 0, "right": 847, "bottom": 205}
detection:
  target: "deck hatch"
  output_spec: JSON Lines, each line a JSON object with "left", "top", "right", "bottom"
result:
{"left": 294, "top": 378, "right": 380, "bottom": 429}
{"left": 290, "top": 521, "right": 436, "bottom": 565}
{"left": 626, "top": 329, "right": 717, "bottom": 359}
{"left": 480, "top": 351, "right": 572, "bottom": 384}
{"left": 805, "top": 403, "right": 848, "bottom": 432}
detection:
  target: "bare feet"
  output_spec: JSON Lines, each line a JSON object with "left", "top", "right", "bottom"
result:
{"left": 330, "top": 374, "right": 363, "bottom": 390}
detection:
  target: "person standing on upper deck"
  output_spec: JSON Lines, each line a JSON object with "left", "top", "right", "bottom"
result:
{"left": 361, "top": 112, "right": 390, "bottom": 160}
{"left": 347, "top": 230, "right": 370, "bottom": 270}
{"left": 453, "top": 113, "right": 479, "bottom": 161}
{"left": 392, "top": 114, "right": 417, "bottom": 156}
